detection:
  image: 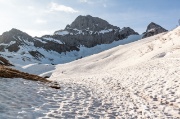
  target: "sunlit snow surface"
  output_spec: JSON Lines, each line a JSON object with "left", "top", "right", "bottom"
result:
{"left": 0, "top": 78, "right": 119, "bottom": 119}
{"left": 50, "top": 27, "right": 180, "bottom": 118}
{"left": 2, "top": 27, "right": 180, "bottom": 118}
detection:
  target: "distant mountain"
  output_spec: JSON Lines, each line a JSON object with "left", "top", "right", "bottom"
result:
{"left": 0, "top": 15, "right": 142, "bottom": 64}
{"left": 143, "top": 22, "right": 167, "bottom": 38}
{"left": 53, "top": 15, "right": 139, "bottom": 47}
{"left": 0, "top": 28, "right": 79, "bottom": 59}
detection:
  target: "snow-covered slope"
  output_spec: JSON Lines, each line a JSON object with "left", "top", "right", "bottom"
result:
{"left": 0, "top": 35, "right": 142, "bottom": 65}
{"left": 1, "top": 34, "right": 141, "bottom": 76}
{"left": 50, "top": 27, "right": 180, "bottom": 118}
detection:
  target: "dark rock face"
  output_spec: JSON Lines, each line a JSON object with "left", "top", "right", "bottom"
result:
{"left": 0, "top": 28, "right": 32, "bottom": 43}
{"left": 143, "top": 22, "right": 167, "bottom": 38}
{"left": 54, "top": 15, "right": 138, "bottom": 47}
{"left": 0, "top": 56, "right": 13, "bottom": 66}
{"left": 0, "top": 28, "right": 34, "bottom": 52}
{"left": 69, "top": 15, "right": 118, "bottom": 31}
{"left": 0, "top": 29, "right": 78, "bottom": 55}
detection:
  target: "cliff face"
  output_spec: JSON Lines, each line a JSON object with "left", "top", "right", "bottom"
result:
{"left": 53, "top": 15, "right": 139, "bottom": 47}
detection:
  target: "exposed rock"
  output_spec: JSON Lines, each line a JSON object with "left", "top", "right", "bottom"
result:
{"left": 0, "top": 56, "right": 13, "bottom": 66}
{"left": 0, "top": 55, "right": 60, "bottom": 89}
{"left": 28, "top": 50, "right": 45, "bottom": 60}
{"left": 54, "top": 15, "right": 138, "bottom": 47}
{"left": 118, "top": 27, "right": 139, "bottom": 40}
{"left": 0, "top": 65, "right": 60, "bottom": 89}
{"left": 143, "top": 22, "right": 167, "bottom": 38}
{"left": 0, "top": 28, "right": 33, "bottom": 52}
{"left": 68, "top": 15, "right": 118, "bottom": 31}
{"left": 0, "top": 29, "right": 79, "bottom": 60}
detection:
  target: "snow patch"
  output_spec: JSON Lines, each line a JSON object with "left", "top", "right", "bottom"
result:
{"left": 0, "top": 41, "right": 16, "bottom": 46}
{"left": 99, "top": 29, "right": 113, "bottom": 34}
{"left": 34, "top": 38, "right": 47, "bottom": 44}
{"left": 54, "top": 31, "right": 69, "bottom": 36}
{"left": 42, "top": 37, "right": 63, "bottom": 44}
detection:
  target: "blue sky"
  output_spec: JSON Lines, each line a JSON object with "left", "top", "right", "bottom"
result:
{"left": 0, "top": 0, "right": 179, "bottom": 36}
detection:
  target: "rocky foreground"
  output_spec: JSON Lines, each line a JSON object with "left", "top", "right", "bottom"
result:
{"left": 0, "top": 56, "right": 60, "bottom": 89}
{"left": 0, "top": 66, "right": 50, "bottom": 83}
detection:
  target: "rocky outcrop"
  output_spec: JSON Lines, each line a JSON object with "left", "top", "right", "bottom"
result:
{"left": 0, "top": 56, "right": 13, "bottom": 66}
{"left": 143, "top": 22, "right": 167, "bottom": 38}
{"left": 0, "top": 65, "right": 60, "bottom": 89}
{"left": 0, "top": 54, "right": 60, "bottom": 89}
{"left": 0, "top": 66, "right": 50, "bottom": 82}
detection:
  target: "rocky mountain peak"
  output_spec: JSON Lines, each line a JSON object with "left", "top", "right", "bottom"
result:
{"left": 0, "top": 28, "right": 34, "bottom": 52}
{"left": 67, "top": 15, "right": 118, "bottom": 31}
{"left": 3, "top": 28, "right": 27, "bottom": 36}
{"left": 1, "top": 28, "right": 32, "bottom": 40}
{"left": 10, "top": 28, "right": 23, "bottom": 33}
{"left": 53, "top": 15, "right": 139, "bottom": 48}
{"left": 0, "top": 28, "right": 33, "bottom": 43}
{"left": 146, "top": 22, "right": 161, "bottom": 32}
{"left": 143, "top": 22, "right": 167, "bottom": 38}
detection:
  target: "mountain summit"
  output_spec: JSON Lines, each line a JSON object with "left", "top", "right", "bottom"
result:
{"left": 54, "top": 15, "right": 138, "bottom": 47}
{"left": 67, "top": 15, "right": 118, "bottom": 31}
{"left": 143, "top": 22, "right": 167, "bottom": 38}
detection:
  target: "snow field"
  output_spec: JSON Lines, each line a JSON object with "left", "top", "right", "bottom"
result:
{"left": 50, "top": 27, "right": 180, "bottom": 118}
{"left": 0, "top": 78, "right": 122, "bottom": 119}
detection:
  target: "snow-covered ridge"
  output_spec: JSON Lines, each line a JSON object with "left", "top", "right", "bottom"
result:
{"left": 42, "top": 37, "right": 63, "bottom": 44}
{"left": 54, "top": 30, "right": 69, "bottom": 36}
{"left": 34, "top": 38, "right": 47, "bottom": 44}
{"left": 0, "top": 41, "right": 16, "bottom": 46}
